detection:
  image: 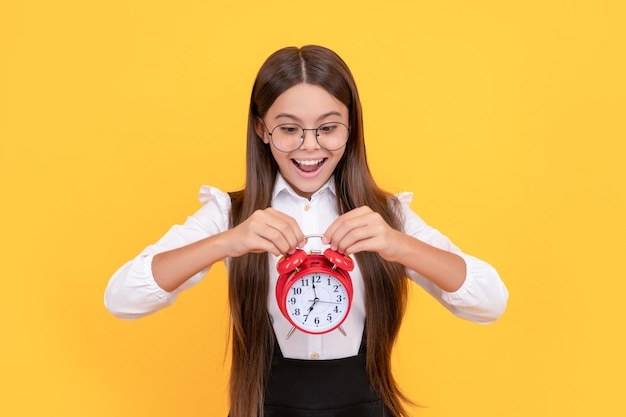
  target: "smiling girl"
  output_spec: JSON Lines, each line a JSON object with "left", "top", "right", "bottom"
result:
{"left": 105, "top": 45, "right": 508, "bottom": 417}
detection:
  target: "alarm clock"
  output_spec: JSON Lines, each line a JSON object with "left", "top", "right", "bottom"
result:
{"left": 275, "top": 235, "right": 354, "bottom": 336}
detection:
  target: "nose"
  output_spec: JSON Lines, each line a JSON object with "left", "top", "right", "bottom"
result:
{"left": 300, "top": 128, "right": 321, "bottom": 150}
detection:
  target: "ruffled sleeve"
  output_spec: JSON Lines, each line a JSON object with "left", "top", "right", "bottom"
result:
{"left": 396, "top": 192, "right": 508, "bottom": 324}
{"left": 104, "top": 186, "right": 232, "bottom": 319}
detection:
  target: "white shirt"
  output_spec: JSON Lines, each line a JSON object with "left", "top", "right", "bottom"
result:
{"left": 105, "top": 174, "right": 508, "bottom": 360}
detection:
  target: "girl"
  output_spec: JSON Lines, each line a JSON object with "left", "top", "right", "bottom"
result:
{"left": 105, "top": 45, "right": 508, "bottom": 417}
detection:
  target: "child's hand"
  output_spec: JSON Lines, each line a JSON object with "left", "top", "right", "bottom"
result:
{"left": 226, "top": 208, "right": 307, "bottom": 257}
{"left": 322, "top": 206, "right": 402, "bottom": 261}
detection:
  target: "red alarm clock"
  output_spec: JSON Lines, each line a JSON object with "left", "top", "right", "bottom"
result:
{"left": 275, "top": 235, "right": 354, "bottom": 336}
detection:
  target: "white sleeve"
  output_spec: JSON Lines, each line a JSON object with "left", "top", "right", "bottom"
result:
{"left": 104, "top": 186, "right": 232, "bottom": 319}
{"left": 397, "top": 192, "right": 509, "bottom": 324}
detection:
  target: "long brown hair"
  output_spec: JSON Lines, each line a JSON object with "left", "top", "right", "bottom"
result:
{"left": 228, "top": 45, "right": 412, "bottom": 417}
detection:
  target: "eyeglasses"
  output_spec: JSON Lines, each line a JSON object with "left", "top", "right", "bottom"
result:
{"left": 262, "top": 121, "right": 350, "bottom": 152}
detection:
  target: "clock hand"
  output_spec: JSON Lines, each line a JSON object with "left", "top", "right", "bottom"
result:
{"left": 307, "top": 300, "right": 341, "bottom": 304}
{"left": 302, "top": 303, "right": 315, "bottom": 322}
{"left": 302, "top": 288, "right": 323, "bottom": 323}
{"left": 304, "top": 282, "right": 321, "bottom": 321}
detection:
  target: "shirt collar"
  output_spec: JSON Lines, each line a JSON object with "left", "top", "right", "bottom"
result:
{"left": 272, "top": 172, "right": 336, "bottom": 201}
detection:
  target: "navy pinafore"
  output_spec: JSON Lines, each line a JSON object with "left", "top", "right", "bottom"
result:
{"left": 262, "top": 334, "right": 391, "bottom": 417}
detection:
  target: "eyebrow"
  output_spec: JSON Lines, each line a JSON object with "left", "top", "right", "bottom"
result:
{"left": 274, "top": 111, "right": 344, "bottom": 123}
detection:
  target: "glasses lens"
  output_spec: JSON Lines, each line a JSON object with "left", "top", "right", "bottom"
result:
{"left": 271, "top": 123, "right": 303, "bottom": 152}
{"left": 316, "top": 122, "right": 349, "bottom": 150}
{"left": 270, "top": 122, "right": 350, "bottom": 152}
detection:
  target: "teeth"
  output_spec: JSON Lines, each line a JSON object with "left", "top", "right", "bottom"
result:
{"left": 295, "top": 159, "right": 324, "bottom": 166}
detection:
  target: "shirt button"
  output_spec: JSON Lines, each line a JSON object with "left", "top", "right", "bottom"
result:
{"left": 304, "top": 204, "right": 311, "bottom": 211}
{"left": 310, "top": 352, "right": 319, "bottom": 360}
{"left": 318, "top": 190, "right": 325, "bottom": 195}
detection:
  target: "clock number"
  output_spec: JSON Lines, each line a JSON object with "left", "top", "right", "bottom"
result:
{"left": 312, "top": 275, "right": 321, "bottom": 283}
{"left": 334, "top": 306, "right": 340, "bottom": 313}
{"left": 292, "top": 287, "right": 302, "bottom": 295}
{"left": 336, "top": 295, "right": 343, "bottom": 302}
{"left": 294, "top": 308, "right": 300, "bottom": 316}
{"left": 327, "top": 314, "right": 333, "bottom": 322}
{"left": 301, "top": 278, "right": 309, "bottom": 287}
{"left": 314, "top": 317, "right": 320, "bottom": 325}
{"left": 289, "top": 297, "right": 296, "bottom": 305}
{"left": 333, "top": 284, "right": 339, "bottom": 292}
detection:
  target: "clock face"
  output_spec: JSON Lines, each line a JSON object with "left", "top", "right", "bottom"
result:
{"left": 284, "top": 271, "right": 350, "bottom": 333}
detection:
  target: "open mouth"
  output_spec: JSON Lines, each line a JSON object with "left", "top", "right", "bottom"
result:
{"left": 292, "top": 158, "right": 326, "bottom": 173}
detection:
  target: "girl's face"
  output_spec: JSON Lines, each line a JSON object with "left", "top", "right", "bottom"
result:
{"left": 257, "top": 83, "right": 349, "bottom": 199}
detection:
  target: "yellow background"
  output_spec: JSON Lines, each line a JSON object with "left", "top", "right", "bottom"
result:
{"left": 1, "top": 0, "right": 625, "bottom": 416}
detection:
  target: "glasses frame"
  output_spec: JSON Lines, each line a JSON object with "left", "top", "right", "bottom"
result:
{"left": 260, "top": 119, "right": 350, "bottom": 152}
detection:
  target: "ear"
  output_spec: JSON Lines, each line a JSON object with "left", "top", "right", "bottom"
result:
{"left": 254, "top": 118, "right": 270, "bottom": 144}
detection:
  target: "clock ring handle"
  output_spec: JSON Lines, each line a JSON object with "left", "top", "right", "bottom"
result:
{"left": 304, "top": 234, "right": 324, "bottom": 240}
